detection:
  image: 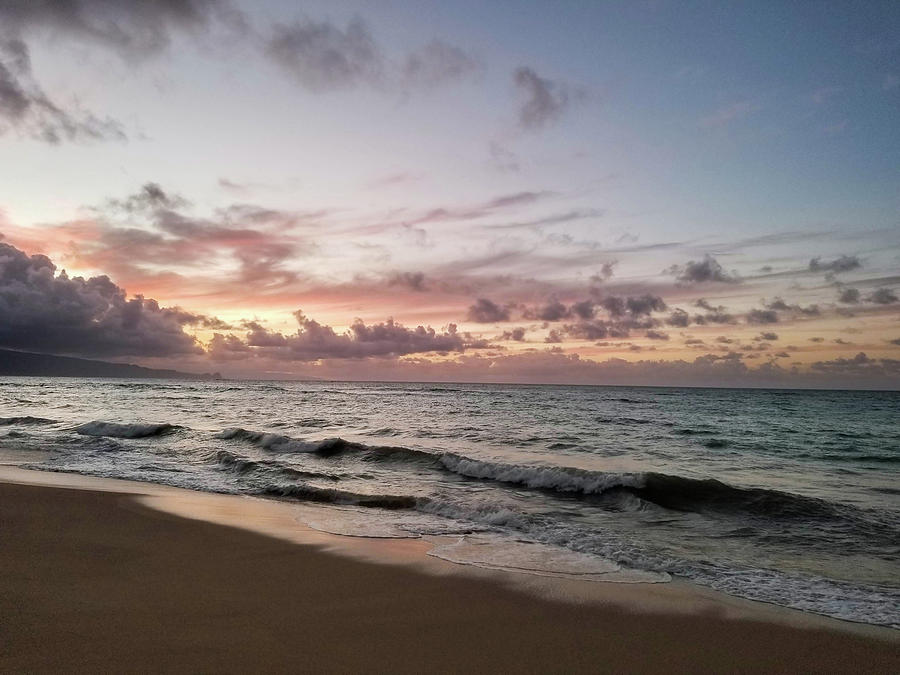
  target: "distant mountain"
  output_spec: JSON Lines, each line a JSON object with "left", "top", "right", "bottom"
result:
{"left": 0, "top": 349, "right": 222, "bottom": 380}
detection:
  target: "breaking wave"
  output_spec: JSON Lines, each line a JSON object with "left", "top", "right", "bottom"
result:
{"left": 74, "top": 421, "right": 180, "bottom": 438}
{"left": 216, "top": 427, "right": 436, "bottom": 463}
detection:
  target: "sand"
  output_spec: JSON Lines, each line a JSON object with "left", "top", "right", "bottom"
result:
{"left": 1, "top": 474, "right": 898, "bottom": 673}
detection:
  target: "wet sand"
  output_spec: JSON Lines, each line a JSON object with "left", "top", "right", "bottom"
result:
{"left": 1, "top": 477, "right": 898, "bottom": 673}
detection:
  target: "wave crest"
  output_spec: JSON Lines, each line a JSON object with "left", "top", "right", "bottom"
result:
{"left": 74, "top": 421, "right": 178, "bottom": 438}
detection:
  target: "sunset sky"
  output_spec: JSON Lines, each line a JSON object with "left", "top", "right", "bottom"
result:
{"left": 1, "top": 0, "right": 898, "bottom": 387}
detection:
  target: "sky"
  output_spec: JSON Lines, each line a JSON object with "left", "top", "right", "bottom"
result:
{"left": 0, "top": 0, "right": 898, "bottom": 387}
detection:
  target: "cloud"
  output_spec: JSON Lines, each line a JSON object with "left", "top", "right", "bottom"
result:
{"left": 0, "top": 0, "right": 236, "bottom": 60}
{"left": 2, "top": 2, "right": 474, "bottom": 142}
{"left": 500, "top": 327, "right": 527, "bottom": 342}
{"left": 402, "top": 40, "right": 479, "bottom": 88}
{"left": 388, "top": 271, "right": 428, "bottom": 292}
{"left": 466, "top": 298, "right": 511, "bottom": 323}
{"left": 264, "top": 16, "right": 479, "bottom": 94}
{"left": 810, "top": 352, "right": 900, "bottom": 378}
{"left": 869, "top": 288, "right": 898, "bottom": 304}
{"left": 837, "top": 287, "right": 861, "bottom": 304}
{"left": 108, "top": 182, "right": 189, "bottom": 213}
{"left": 669, "top": 255, "right": 739, "bottom": 283}
{"left": 239, "top": 311, "right": 475, "bottom": 361}
{"left": 747, "top": 309, "right": 779, "bottom": 324}
{"left": 513, "top": 66, "right": 576, "bottom": 130}
{"left": 625, "top": 294, "right": 667, "bottom": 316}
{"left": 0, "top": 38, "right": 125, "bottom": 143}
{"left": 666, "top": 309, "right": 690, "bottom": 327}
{"left": 809, "top": 255, "right": 861, "bottom": 274}
{"left": 20, "top": 182, "right": 316, "bottom": 296}
{"left": 0, "top": 242, "right": 202, "bottom": 358}
{"left": 264, "top": 17, "right": 382, "bottom": 92}
{"left": 254, "top": 349, "right": 899, "bottom": 389}
{"left": 0, "top": 0, "right": 246, "bottom": 143}
{"left": 523, "top": 298, "right": 569, "bottom": 321}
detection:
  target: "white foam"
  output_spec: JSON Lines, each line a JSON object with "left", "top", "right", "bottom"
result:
{"left": 428, "top": 535, "right": 669, "bottom": 583}
{"left": 439, "top": 453, "right": 645, "bottom": 495}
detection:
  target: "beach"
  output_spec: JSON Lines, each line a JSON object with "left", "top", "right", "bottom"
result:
{"left": 1, "top": 469, "right": 897, "bottom": 674}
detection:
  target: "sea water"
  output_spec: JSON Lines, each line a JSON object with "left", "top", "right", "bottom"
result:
{"left": 1, "top": 378, "right": 897, "bottom": 626}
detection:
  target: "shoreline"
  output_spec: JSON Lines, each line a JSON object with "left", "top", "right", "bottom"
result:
{"left": 1, "top": 467, "right": 897, "bottom": 673}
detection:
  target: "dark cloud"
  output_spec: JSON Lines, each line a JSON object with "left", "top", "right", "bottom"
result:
{"left": 626, "top": 294, "right": 667, "bottom": 316}
{"left": 669, "top": 255, "right": 739, "bottom": 284}
{"left": 0, "top": 37, "right": 124, "bottom": 143}
{"left": 513, "top": 66, "right": 575, "bottom": 130}
{"left": 837, "top": 287, "right": 861, "bottom": 304}
{"left": 869, "top": 288, "right": 898, "bottom": 304}
{"left": 523, "top": 298, "right": 569, "bottom": 322}
{"left": 598, "top": 296, "right": 625, "bottom": 317}
{"left": 764, "top": 297, "right": 791, "bottom": 311}
{"left": 544, "top": 329, "right": 563, "bottom": 343}
{"left": 0, "top": 0, "right": 233, "bottom": 60}
{"left": 0, "top": 0, "right": 245, "bottom": 143}
{"left": 265, "top": 17, "right": 382, "bottom": 91}
{"left": 693, "top": 310, "right": 736, "bottom": 325}
{"left": 402, "top": 40, "right": 479, "bottom": 88}
{"left": 569, "top": 299, "right": 596, "bottom": 320}
{"left": 207, "top": 332, "right": 252, "bottom": 361}
{"left": 241, "top": 311, "right": 474, "bottom": 361}
{"left": 265, "top": 16, "right": 478, "bottom": 94}
{"left": 0, "top": 242, "right": 201, "bottom": 358}
{"left": 388, "top": 271, "right": 428, "bottom": 292}
{"left": 809, "top": 255, "right": 861, "bottom": 274}
{"left": 501, "top": 327, "right": 527, "bottom": 342}
{"left": 666, "top": 309, "right": 690, "bottom": 327}
{"left": 810, "top": 352, "right": 900, "bottom": 378}
{"left": 747, "top": 309, "right": 779, "bottom": 324}
{"left": 466, "top": 298, "right": 511, "bottom": 323}
{"left": 2, "top": 2, "right": 473, "bottom": 143}
{"left": 108, "top": 182, "right": 189, "bottom": 213}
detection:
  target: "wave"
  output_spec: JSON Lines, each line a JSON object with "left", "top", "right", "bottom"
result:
{"left": 216, "top": 427, "right": 436, "bottom": 463}
{"left": 439, "top": 453, "right": 645, "bottom": 495}
{"left": 74, "top": 421, "right": 179, "bottom": 438}
{"left": 629, "top": 473, "right": 846, "bottom": 520}
{"left": 216, "top": 427, "right": 355, "bottom": 454}
{"left": 257, "top": 483, "right": 418, "bottom": 509}
{"left": 211, "top": 449, "right": 339, "bottom": 481}
{"left": 214, "top": 429, "right": 884, "bottom": 526}
{"left": 0, "top": 416, "right": 57, "bottom": 425}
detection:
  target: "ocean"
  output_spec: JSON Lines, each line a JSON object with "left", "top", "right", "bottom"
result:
{"left": 1, "top": 377, "right": 897, "bottom": 627}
